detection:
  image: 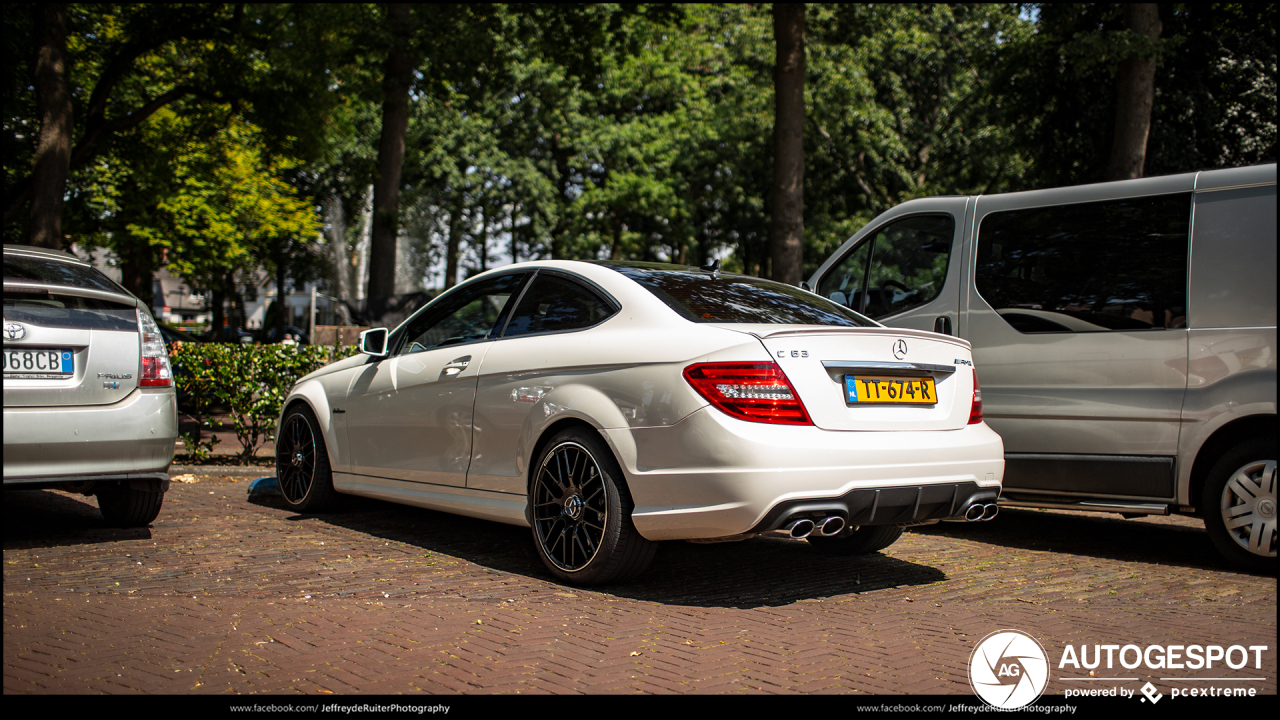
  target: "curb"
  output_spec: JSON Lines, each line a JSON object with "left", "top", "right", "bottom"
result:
{"left": 170, "top": 465, "right": 274, "bottom": 476}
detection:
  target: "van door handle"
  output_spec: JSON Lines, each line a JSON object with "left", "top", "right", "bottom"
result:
{"left": 933, "top": 316, "right": 952, "bottom": 335}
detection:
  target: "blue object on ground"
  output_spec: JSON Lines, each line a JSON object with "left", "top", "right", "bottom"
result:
{"left": 248, "top": 476, "right": 280, "bottom": 499}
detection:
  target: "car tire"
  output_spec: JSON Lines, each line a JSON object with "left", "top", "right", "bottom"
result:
{"left": 277, "top": 404, "right": 337, "bottom": 513}
{"left": 1201, "top": 438, "right": 1276, "bottom": 572}
{"left": 530, "top": 427, "right": 656, "bottom": 585}
{"left": 806, "top": 525, "right": 904, "bottom": 555}
{"left": 96, "top": 482, "right": 164, "bottom": 528}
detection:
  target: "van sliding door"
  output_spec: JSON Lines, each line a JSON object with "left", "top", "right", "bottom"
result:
{"left": 965, "top": 186, "right": 1193, "bottom": 501}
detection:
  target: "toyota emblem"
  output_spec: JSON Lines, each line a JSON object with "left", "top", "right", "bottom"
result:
{"left": 3, "top": 321, "right": 25, "bottom": 341}
{"left": 892, "top": 339, "right": 908, "bottom": 359}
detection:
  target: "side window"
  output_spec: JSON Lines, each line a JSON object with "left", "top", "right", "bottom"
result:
{"left": 818, "top": 214, "right": 954, "bottom": 319}
{"left": 974, "top": 194, "right": 1190, "bottom": 333}
{"left": 502, "top": 273, "right": 616, "bottom": 338}
{"left": 396, "top": 274, "right": 525, "bottom": 355}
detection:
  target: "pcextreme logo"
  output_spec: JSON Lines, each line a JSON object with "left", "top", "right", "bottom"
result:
{"left": 969, "top": 629, "right": 1051, "bottom": 709}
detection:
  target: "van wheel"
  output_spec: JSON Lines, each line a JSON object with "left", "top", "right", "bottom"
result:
{"left": 530, "top": 427, "right": 656, "bottom": 585}
{"left": 96, "top": 482, "right": 164, "bottom": 527}
{"left": 807, "top": 525, "right": 904, "bottom": 555}
{"left": 276, "top": 405, "right": 336, "bottom": 512}
{"left": 1201, "top": 439, "right": 1276, "bottom": 572}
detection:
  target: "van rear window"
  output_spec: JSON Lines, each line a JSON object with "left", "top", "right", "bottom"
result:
{"left": 604, "top": 263, "right": 875, "bottom": 326}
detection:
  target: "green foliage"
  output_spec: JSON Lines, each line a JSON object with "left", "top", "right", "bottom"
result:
{"left": 993, "top": 3, "right": 1276, "bottom": 187}
{"left": 6, "top": 2, "right": 1275, "bottom": 297}
{"left": 171, "top": 342, "right": 359, "bottom": 464}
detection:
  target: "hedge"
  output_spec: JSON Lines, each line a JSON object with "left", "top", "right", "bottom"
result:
{"left": 170, "top": 342, "right": 360, "bottom": 464}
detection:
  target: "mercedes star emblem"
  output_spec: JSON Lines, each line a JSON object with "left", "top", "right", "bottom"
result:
{"left": 892, "top": 339, "right": 908, "bottom": 359}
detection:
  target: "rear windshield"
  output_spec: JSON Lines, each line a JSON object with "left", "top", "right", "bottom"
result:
{"left": 4, "top": 292, "right": 138, "bottom": 332}
{"left": 604, "top": 263, "right": 876, "bottom": 326}
{"left": 3, "top": 255, "right": 126, "bottom": 295}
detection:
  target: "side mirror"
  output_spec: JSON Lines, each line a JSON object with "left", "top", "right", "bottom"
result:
{"left": 359, "top": 328, "right": 389, "bottom": 357}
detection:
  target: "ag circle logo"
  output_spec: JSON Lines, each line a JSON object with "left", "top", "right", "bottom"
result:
{"left": 969, "top": 629, "right": 1050, "bottom": 709}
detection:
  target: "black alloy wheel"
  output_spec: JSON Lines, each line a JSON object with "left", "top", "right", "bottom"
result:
{"left": 276, "top": 405, "right": 336, "bottom": 512}
{"left": 530, "top": 427, "right": 655, "bottom": 585}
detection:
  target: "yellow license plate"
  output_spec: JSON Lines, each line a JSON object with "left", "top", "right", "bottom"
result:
{"left": 845, "top": 375, "right": 936, "bottom": 404}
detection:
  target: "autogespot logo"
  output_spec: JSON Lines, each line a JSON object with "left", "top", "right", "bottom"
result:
{"left": 969, "top": 629, "right": 1051, "bottom": 709}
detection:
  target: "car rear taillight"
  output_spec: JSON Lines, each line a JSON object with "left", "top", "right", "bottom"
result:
{"left": 683, "top": 362, "right": 812, "bottom": 425}
{"left": 138, "top": 311, "right": 173, "bottom": 388}
{"left": 968, "top": 368, "right": 982, "bottom": 425}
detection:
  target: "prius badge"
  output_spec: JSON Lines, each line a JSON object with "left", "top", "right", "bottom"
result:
{"left": 892, "top": 339, "right": 908, "bottom": 360}
{"left": 3, "top": 321, "right": 25, "bottom": 341}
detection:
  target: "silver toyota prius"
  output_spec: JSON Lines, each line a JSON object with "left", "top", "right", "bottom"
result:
{"left": 3, "top": 244, "right": 177, "bottom": 526}
{"left": 275, "top": 260, "right": 1004, "bottom": 584}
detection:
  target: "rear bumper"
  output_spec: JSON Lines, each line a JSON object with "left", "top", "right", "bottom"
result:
{"left": 605, "top": 407, "right": 1004, "bottom": 541}
{"left": 3, "top": 389, "right": 177, "bottom": 484}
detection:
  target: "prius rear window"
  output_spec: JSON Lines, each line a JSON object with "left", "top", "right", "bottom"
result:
{"left": 4, "top": 292, "right": 138, "bottom": 331}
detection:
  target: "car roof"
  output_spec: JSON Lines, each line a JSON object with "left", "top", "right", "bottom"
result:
{"left": 3, "top": 243, "right": 94, "bottom": 266}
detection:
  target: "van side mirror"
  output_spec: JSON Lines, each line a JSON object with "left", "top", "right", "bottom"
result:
{"left": 359, "top": 328, "right": 389, "bottom": 357}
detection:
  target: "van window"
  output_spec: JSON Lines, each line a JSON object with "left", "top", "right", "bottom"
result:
{"left": 818, "top": 214, "right": 954, "bottom": 319}
{"left": 975, "top": 194, "right": 1190, "bottom": 333}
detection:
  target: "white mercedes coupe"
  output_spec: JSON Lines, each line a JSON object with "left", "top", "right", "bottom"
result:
{"left": 275, "top": 260, "right": 1004, "bottom": 584}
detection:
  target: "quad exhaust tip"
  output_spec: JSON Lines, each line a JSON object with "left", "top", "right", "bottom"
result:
{"left": 964, "top": 502, "right": 1000, "bottom": 522}
{"left": 784, "top": 519, "right": 816, "bottom": 539}
{"left": 817, "top": 516, "right": 846, "bottom": 536}
{"left": 784, "top": 516, "right": 847, "bottom": 538}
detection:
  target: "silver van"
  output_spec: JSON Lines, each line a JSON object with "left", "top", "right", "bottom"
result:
{"left": 808, "top": 163, "right": 1276, "bottom": 570}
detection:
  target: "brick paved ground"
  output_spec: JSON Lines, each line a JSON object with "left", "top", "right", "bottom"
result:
{"left": 3, "top": 472, "right": 1275, "bottom": 696}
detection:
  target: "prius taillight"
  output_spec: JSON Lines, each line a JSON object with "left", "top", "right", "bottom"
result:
{"left": 137, "top": 311, "right": 173, "bottom": 388}
{"left": 683, "top": 362, "right": 812, "bottom": 425}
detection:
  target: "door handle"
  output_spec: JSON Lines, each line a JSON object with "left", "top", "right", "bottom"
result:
{"left": 441, "top": 356, "right": 472, "bottom": 376}
{"left": 933, "top": 316, "right": 952, "bottom": 335}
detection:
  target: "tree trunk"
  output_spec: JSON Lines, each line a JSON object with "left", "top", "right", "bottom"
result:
{"left": 477, "top": 202, "right": 489, "bottom": 272}
{"left": 28, "top": 4, "right": 74, "bottom": 250}
{"left": 770, "top": 3, "right": 805, "bottom": 285}
{"left": 323, "top": 193, "right": 353, "bottom": 325}
{"left": 367, "top": 3, "right": 414, "bottom": 299}
{"left": 274, "top": 246, "right": 288, "bottom": 341}
{"left": 444, "top": 191, "right": 464, "bottom": 289}
{"left": 550, "top": 133, "right": 572, "bottom": 259}
{"left": 209, "top": 286, "right": 226, "bottom": 341}
{"left": 119, "top": 235, "right": 155, "bottom": 308}
{"left": 1105, "top": 4, "right": 1162, "bottom": 181}
{"left": 610, "top": 212, "right": 624, "bottom": 261}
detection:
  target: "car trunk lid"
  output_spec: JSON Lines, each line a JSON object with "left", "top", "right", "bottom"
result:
{"left": 732, "top": 325, "right": 976, "bottom": 432}
{"left": 3, "top": 284, "right": 142, "bottom": 407}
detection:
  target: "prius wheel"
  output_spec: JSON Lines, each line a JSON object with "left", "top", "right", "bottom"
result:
{"left": 1202, "top": 439, "right": 1277, "bottom": 572}
{"left": 96, "top": 481, "right": 165, "bottom": 527}
{"left": 277, "top": 405, "right": 336, "bottom": 513}
{"left": 530, "top": 427, "right": 656, "bottom": 585}
{"left": 807, "top": 525, "right": 904, "bottom": 555}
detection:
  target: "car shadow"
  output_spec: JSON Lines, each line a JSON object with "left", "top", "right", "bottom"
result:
{"left": 912, "top": 507, "right": 1268, "bottom": 575}
{"left": 255, "top": 493, "right": 945, "bottom": 608}
{"left": 2, "top": 489, "right": 153, "bottom": 549}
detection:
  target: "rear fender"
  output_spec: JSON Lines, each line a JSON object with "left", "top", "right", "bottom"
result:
{"left": 517, "top": 383, "right": 638, "bottom": 489}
